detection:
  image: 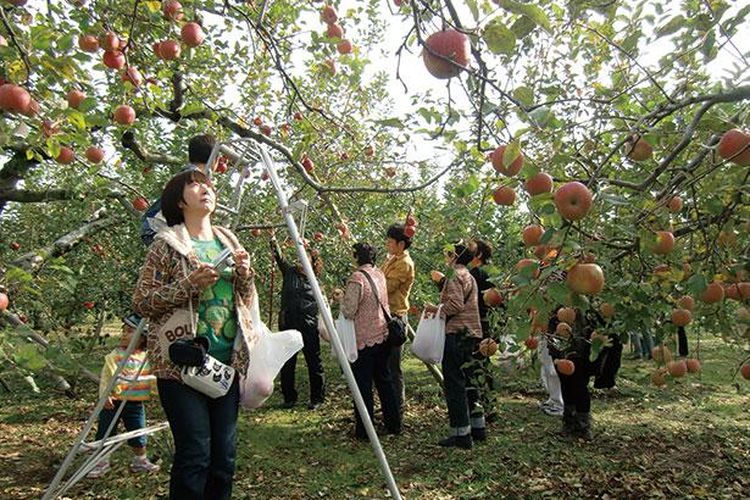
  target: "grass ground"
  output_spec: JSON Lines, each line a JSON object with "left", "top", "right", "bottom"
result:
{"left": 1, "top": 332, "right": 749, "bottom": 499}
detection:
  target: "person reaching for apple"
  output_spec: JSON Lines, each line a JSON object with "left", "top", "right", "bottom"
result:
{"left": 423, "top": 240, "right": 485, "bottom": 449}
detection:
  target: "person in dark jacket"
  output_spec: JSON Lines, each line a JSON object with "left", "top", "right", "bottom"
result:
{"left": 271, "top": 235, "right": 326, "bottom": 410}
{"left": 547, "top": 305, "right": 606, "bottom": 441}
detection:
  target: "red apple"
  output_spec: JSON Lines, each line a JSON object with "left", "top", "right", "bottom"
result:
{"left": 321, "top": 4, "right": 338, "bottom": 24}
{"left": 557, "top": 307, "right": 576, "bottom": 324}
{"left": 253, "top": 116, "right": 263, "bottom": 126}
{"left": 490, "top": 145, "right": 524, "bottom": 177}
{"left": 492, "top": 186, "right": 516, "bottom": 205}
{"left": 522, "top": 224, "right": 544, "bottom": 247}
{"left": 78, "top": 34, "right": 99, "bottom": 52}
{"left": 624, "top": 135, "right": 653, "bottom": 161}
{"left": 524, "top": 336, "right": 539, "bottom": 350}
{"left": 301, "top": 155, "right": 314, "bottom": 173}
{"left": 404, "top": 225, "right": 416, "bottom": 238}
{"left": 515, "top": 258, "right": 539, "bottom": 278}
{"left": 337, "top": 39, "right": 353, "bottom": 54}
{"left": 554, "top": 181, "right": 593, "bottom": 221}
{"left": 261, "top": 170, "right": 270, "bottom": 181}
{"left": 483, "top": 288, "right": 503, "bottom": 307}
{"left": 163, "top": 0, "right": 183, "bottom": 20}
{"left": 101, "top": 31, "right": 120, "bottom": 51}
{"left": 85, "top": 146, "right": 104, "bottom": 163}
{"left": 102, "top": 50, "right": 125, "bottom": 69}
{"left": 82, "top": 301, "right": 96, "bottom": 310}
{"left": 700, "top": 282, "right": 724, "bottom": 304}
{"left": 686, "top": 359, "right": 701, "bottom": 374}
{"left": 478, "top": 338, "right": 498, "bottom": 357}
{"left": 364, "top": 144, "right": 375, "bottom": 157}
{"left": 423, "top": 30, "right": 470, "bottom": 79}
{"left": 158, "top": 40, "right": 181, "bottom": 60}
{"left": 260, "top": 124, "right": 272, "bottom": 136}
{"left": 555, "top": 359, "right": 575, "bottom": 376}
{"left": 67, "top": 89, "right": 86, "bottom": 109}
{"left": 741, "top": 364, "right": 750, "bottom": 380}
{"left": 250, "top": 228, "right": 262, "bottom": 237}
{"left": 336, "top": 222, "right": 350, "bottom": 239}
{"left": 649, "top": 231, "right": 675, "bottom": 255}
{"left": 56, "top": 147, "right": 75, "bottom": 164}
{"left": 667, "top": 360, "right": 687, "bottom": 378}
{"left": 524, "top": 172, "right": 553, "bottom": 196}
{"left": 326, "top": 23, "right": 343, "bottom": 39}
{"left": 717, "top": 128, "right": 750, "bottom": 166}
{"left": 132, "top": 196, "right": 149, "bottom": 211}
{"left": 566, "top": 263, "right": 604, "bottom": 295}
{"left": 313, "top": 231, "right": 324, "bottom": 242}
{"left": 323, "top": 58, "right": 336, "bottom": 75}
{"left": 114, "top": 105, "right": 136, "bottom": 125}
{"left": 293, "top": 111, "right": 303, "bottom": 121}
{"left": 0, "top": 292, "right": 9, "bottom": 312}
{"left": 23, "top": 98, "right": 39, "bottom": 117}
{"left": 6, "top": 0, "right": 28, "bottom": 5}
{"left": 667, "top": 196, "right": 683, "bottom": 213}
{"left": 181, "top": 22, "right": 205, "bottom": 47}
{"left": 678, "top": 295, "right": 695, "bottom": 311}
{"left": 671, "top": 308, "right": 692, "bottom": 327}
{"left": 10, "top": 241, "right": 20, "bottom": 250}
{"left": 121, "top": 66, "right": 144, "bottom": 87}
{"left": 0, "top": 84, "right": 31, "bottom": 114}
{"left": 599, "top": 302, "right": 615, "bottom": 318}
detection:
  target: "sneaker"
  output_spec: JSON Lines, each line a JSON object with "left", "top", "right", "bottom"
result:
{"left": 307, "top": 400, "right": 325, "bottom": 410}
{"left": 438, "top": 435, "right": 472, "bottom": 449}
{"left": 86, "top": 460, "right": 110, "bottom": 479}
{"left": 542, "top": 405, "right": 564, "bottom": 417}
{"left": 130, "top": 457, "right": 160, "bottom": 473}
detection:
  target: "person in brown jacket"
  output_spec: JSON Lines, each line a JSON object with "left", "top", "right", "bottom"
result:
{"left": 133, "top": 169, "right": 257, "bottom": 500}
{"left": 425, "top": 241, "right": 484, "bottom": 449}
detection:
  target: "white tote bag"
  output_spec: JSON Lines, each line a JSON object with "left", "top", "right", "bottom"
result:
{"left": 239, "top": 291, "right": 303, "bottom": 410}
{"left": 410, "top": 305, "right": 446, "bottom": 364}
{"left": 182, "top": 355, "right": 236, "bottom": 399}
{"left": 332, "top": 313, "right": 358, "bottom": 363}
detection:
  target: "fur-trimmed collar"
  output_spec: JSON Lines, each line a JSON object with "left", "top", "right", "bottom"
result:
{"left": 154, "top": 223, "right": 242, "bottom": 257}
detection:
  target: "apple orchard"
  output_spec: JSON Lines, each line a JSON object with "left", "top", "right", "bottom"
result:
{"left": 1, "top": 0, "right": 750, "bottom": 391}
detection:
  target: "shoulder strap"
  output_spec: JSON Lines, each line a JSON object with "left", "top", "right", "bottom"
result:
{"left": 356, "top": 270, "right": 391, "bottom": 321}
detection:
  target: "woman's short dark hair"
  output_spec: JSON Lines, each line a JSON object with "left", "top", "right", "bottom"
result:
{"left": 188, "top": 134, "right": 216, "bottom": 164}
{"left": 452, "top": 241, "right": 475, "bottom": 266}
{"left": 353, "top": 242, "right": 377, "bottom": 266}
{"left": 386, "top": 223, "right": 412, "bottom": 249}
{"left": 473, "top": 238, "right": 492, "bottom": 263}
{"left": 161, "top": 170, "right": 213, "bottom": 226}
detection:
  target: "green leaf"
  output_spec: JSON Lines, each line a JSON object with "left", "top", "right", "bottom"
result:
{"left": 687, "top": 273, "right": 708, "bottom": 295}
{"left": 496, "top": 0, "right": 552, "bottom": 33}
{"left": 466, "top": 0, "right": 479, "bottom": 21}
{"left": 503, "top": 140, "right": 522, "bottom": 167}
{"left": 13, "top": 343, "right": 48, "bottom": 371}
{"left": 375, "top": 118, "right": 405, "bottom": 129}
{"left": 540, "top": 227, "right": 556, "bottom": 244}
{"left": 78, "top": 97, "right": 98, "bottom": 113}
{"left": 510, "top": 16, "right": 537, "bottom": 39}
{"left": 589, "top": 337, "right": 603, "bottom": 362}
{"left": 483, "top": 19, "right": 516, "bottom": 55}
{"left": 656, "top": 15, "right": 685, "bottom": 37}
{"left": 513, "top": 86, "right": 534, "bottom": 107}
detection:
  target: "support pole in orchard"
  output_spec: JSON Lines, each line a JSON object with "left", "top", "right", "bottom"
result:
{"left": 251, "top": 142, "right": 403, "bottom": 500}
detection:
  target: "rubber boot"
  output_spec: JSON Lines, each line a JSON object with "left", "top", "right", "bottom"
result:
{"left": 574, "top": 412, "right": 593, "bottom": 441}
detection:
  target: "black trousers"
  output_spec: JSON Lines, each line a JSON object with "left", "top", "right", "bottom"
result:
{"left": 351, "top": 341, "right": 401, "bottom": 437}
{"left": 280, "top": 322, "right": 325, "bottom": 404}
{"left": 558, "top": 357, "right": 592, "bottom": 413}
{"left": 442, "top": 334, "right": 483, "bottom": 429}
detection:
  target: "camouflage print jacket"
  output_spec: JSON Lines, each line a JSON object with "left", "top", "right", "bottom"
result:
{"left": 133, "top": 223, "right": 257, "bottom": 382}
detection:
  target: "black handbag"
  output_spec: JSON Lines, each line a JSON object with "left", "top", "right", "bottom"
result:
{"left": 169, "top": 337, "right": 210, "bottom": 367}
{"left": 358, "top": 270, "right": 407, "bottom": 347}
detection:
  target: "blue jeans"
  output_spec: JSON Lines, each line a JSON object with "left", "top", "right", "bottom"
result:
{"left": 95, "top": 400, "right": 146, "bottom": 448}
{"left": 157, "top": 377, "right": 240, "bottom": 500}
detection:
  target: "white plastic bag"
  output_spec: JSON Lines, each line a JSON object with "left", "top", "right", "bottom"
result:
{"left": 410, "top": 305, "right": 446, "bottom": 364}
{"left": 332, "top": 313, "right": 358, "bottom": 363}
{"left": 239, "top": 291, "right": 303, "bottom": 410}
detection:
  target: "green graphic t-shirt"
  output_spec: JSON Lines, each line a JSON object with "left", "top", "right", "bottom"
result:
{"left": 191, "top": 238, "right": 236, "bottom": 364}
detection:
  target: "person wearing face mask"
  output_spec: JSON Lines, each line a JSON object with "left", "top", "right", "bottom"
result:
{"left": 424, "top": 241, "right": 484, "bottom": 449}
{"left": 133, "top": 168, "right": 256, "bottom": 500}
